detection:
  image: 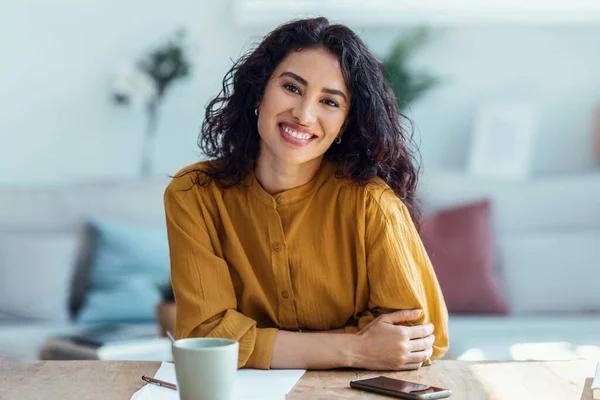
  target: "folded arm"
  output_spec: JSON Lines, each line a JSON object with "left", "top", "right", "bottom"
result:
{"left": 351, "top": 191, "right": 450, "bottom": 362}
{"left": 165, "top": 181, "right": 277, "bottom": 369}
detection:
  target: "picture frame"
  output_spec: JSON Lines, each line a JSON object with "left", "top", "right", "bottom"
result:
{"left": 595, "top": 105, "right": 600, "bottom": 165}
{"left": 467, "top": 100, "right": 539, "bottom": 180}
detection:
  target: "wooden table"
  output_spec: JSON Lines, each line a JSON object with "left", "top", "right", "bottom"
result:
{"left": 1, "top": 359, "right": 596, "bottom": 400}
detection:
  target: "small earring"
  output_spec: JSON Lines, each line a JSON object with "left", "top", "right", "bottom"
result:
{"left": 334, "top": 136, "right": 342, "bottom": 144}
{"left": 254, "top": 108, "right": 258, "bottom": 116}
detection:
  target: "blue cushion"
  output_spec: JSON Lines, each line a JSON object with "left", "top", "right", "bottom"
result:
{"left": 76, "top": 217, "right": 170, "bottom": 323}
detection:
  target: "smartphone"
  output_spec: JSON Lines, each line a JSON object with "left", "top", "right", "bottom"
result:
{"left": 350, "top": 376, "right": 452, "bottom": 399}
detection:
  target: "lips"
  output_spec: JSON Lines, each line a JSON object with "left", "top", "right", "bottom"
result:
{"left": 278, "top": 122, "right": 318, "bottom": 147}
{"left": 279, "top": 121, "right": 317, "bottom": 137}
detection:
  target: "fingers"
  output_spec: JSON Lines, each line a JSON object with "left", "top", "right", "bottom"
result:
{"left": 408, "top": 334, "right": 435, "bottom": 352}
{"left": 380, "top": 309, "right": 422, "bottom": 324}
{"left": 405, "top": 347, "right": 434, "bottom": 364}
{"left": 407, "top": 323, "right": 434, "bottom": 339}
{"left": 397, "top": 362, "right": 423, "bottom": 371}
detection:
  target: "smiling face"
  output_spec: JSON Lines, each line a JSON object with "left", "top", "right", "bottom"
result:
{"left": 256, "top": 47, "right": 351, "bottom": 169}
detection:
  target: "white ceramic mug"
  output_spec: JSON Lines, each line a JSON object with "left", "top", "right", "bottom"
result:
{"left": 172, "top": 338, "right": 239, "bottom": 400}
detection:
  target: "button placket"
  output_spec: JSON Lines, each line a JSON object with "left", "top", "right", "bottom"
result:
{"left": 266, "top": 197, "right": 299, "bottom": 330}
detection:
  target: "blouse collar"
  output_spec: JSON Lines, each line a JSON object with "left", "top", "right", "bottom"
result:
{"left": 247, "top": 161, "right": 338, "bottom": 207}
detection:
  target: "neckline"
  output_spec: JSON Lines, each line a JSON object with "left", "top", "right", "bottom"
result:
{"left": 247, "top": 161, "right": 338, "bottom": 207}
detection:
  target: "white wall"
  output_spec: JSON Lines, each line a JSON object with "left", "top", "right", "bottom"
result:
{"left": 0, "top": 0, "right": 259, "bottom": 186}
{"left": 363, "top": 26, "right": 600, "bottom": 174}
{"left": 1, "top": 1, "right": 599, "bottom": 186}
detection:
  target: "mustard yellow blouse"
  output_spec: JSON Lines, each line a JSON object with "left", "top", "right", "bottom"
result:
{"left": 164, "top": 160, "right": 449, "bottom": 369}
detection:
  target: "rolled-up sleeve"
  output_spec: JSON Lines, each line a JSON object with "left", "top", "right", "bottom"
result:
{"left": 164, "top": 179, "right": 278, "bottom": 369}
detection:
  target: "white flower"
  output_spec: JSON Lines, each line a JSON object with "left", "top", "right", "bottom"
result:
{"left": 113, "top": 63, "right": 158, "bottom": 107}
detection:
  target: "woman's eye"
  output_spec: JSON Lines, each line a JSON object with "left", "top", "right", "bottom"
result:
{"left": 322, "top": 99, "right": 339, "bottom": 108}
{"left": 284, "top": 84, "right": 300, "bottom": 94}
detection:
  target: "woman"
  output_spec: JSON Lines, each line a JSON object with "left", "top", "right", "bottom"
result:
{"left": 165, "top": 17, "right": 448, "bottom": 371}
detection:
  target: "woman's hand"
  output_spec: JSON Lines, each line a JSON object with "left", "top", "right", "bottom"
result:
{"left": 352, "top": 309, "right": 435, "bottom": 371}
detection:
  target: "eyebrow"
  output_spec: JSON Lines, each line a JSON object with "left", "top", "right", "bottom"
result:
{"left": 279, "top": 71, "right": 347, "bottom": 102}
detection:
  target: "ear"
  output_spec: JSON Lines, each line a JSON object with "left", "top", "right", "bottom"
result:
{"left": 338, "top": 117, "right": 350, "bottom": 137}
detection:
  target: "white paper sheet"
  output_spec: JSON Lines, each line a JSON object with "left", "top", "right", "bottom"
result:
{"left": 131, "top": 362, "right": 306, "bottom": 400}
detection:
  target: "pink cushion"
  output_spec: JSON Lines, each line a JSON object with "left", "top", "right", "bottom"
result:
{"left": 419, "top": 199, "right": 509, "bottom": 314}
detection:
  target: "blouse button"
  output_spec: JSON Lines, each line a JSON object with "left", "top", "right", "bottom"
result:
{"left": 281, "top": 290, "right": 289, "bottom": 299}
{"left": 273, "top": 243, "right": 281, "bottom": 252}
{"left": 276, "top": 196, "right": 285, "bottom": 204}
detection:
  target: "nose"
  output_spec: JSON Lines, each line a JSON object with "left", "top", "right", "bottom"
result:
{"left": 291, "top": 98, "right": 317, "bottom": 125}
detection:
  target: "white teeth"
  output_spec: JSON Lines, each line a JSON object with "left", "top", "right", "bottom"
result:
{"left": 282, "top": 125, "right": 312, "bottom": 140}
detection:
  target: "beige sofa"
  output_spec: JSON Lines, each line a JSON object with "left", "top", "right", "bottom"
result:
{"left": 0, "top": 178, "right": 170, "bottom": 360}
{"left": 419, "top": 170, "right": 600, "bottom": 361}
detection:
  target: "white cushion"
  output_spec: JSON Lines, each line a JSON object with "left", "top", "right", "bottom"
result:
{"left": 418, "top": 171, "right": 600, "bottom": 233}
{"left": 497, "top": 230, "right": 600, "bottom": 314}
{"left": 64, "top": 179, "right": 170, "bottom": 229}
{"left": 0, "top": 322, "right": 78, "bottom": 361}
{"left": 0, "top": 311, "right": 24, "bottom": 322}
{"left": 0, "top": 232, "right": 79, "bottom": 321}
{"left": 0, "top": 178, "right": 170, "bottom": 232}
{"left": 446, "top": 314, "right": 600, "bottom": 361}
{"left": 0, "top": 187, "right": 72, "bottom": 232}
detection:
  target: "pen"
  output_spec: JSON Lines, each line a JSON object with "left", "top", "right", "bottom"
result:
{"left": 141, "top": 375, "right": 177, "bottom": 391}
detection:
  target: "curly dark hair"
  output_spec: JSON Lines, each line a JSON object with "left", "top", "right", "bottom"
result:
{"left": 193, "top": 17, "right": 421, "bottom": 221}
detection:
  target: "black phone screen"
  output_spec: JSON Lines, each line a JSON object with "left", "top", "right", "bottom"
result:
{"left": 351, "top": 376, "right": 451, "bottom": 399}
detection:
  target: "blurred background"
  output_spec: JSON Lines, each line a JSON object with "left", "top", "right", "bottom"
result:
{"left": 1, "top": 1, "right": 600, "bottom": 183}
{"left": 0, "top": 0, "right": 599, "bottom": 363}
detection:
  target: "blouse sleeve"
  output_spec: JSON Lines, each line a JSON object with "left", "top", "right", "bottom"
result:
{"left": 164, "top": 179, "right": 278, "bottom": 369}
{"left": 345, "top": 189, "right": 449, "bottom": 362}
